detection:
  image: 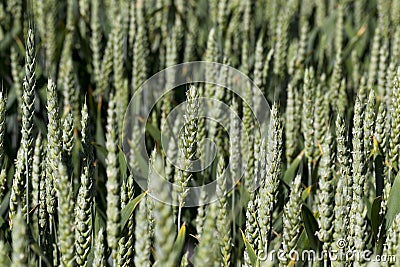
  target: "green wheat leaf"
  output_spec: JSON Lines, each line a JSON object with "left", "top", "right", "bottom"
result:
{"left": 283, "top": 150, "right": 304, "bottom": 185}
{"left": 385, "top": 172, "right": 400, "bottom": 230}
{"left": 120, "top": 191, "right": 146, "bottom": 232}
{"left": 301, "top": 205, "right": 320, "bottom": 251}
{"left": 240, "top": 229, "right": 259, "bottom": 267}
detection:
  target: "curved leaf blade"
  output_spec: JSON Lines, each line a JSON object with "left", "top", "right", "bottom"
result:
{"left": 120, "top": 192, "right": 146, "bottom": 231}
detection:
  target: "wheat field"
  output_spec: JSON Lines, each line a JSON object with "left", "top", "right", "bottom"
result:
{"left": 0, "top": 0, "right": 399, "bottom": 266}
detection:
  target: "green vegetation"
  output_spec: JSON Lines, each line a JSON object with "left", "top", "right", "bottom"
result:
{"left": 0, "top": 0, "right": 399, "bottom": 266}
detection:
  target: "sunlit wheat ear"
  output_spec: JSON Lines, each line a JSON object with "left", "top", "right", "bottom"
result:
{"left": 285, "top": 83, "right": 298, "bottom": 164}
{"left": 117, "top": 174, "right": 135, "bottom": 266}
{"left": 347, "top": 98, "right": 367, "bottom": 266}
{"left": 229, "top": 97, "right": 241, "bottom": 186}
{"left": 112, "top": 12, "right": 128, "bottom": 135}
{"left": 244, "top": 194, "right": 259, "bottom": 266}
{"left": 90, "top": 0, "right": 102, "bottom": 87}
{"left": 252, "top": 35, "right": 264, "bottom": 88}
{"left": 32, "top": 133, "right": 43, "bottom": 208}
{"left": 80, "top": 99, "right": 94, "bottom": 181}
{"left": 194, "top": 203, "right": 218, "bottom": 266}
{"left": 9, "top": 147, "right": 24, "bottom": 228}
{"left": 332, "top": 115, "right": 351, "bottom": 254}
{"left": 58, "top": 0, "right": 74, "bottom": 98}
{"left": 242, "top": 83, "right": 255, "bottom": 189}
{"left": 176, "top": 85, "right": 199, "bottom": 228}
{"left": 20, "top": 28, "right": 37, "bottom": 222}
{"left": 204, "top": 27, "right": 218, "bottom": 99}
{"left": 117, "top": 179, "right": 128, "bottom": 267}
{"left": 313, "top": 77, "right": 329, "bottom": 159}
{"left": 273, "top": 1, "right": 291, "bottom": 79}
{"left": 216, "top": 156, "right": 232, "bottom": 267}
{"left": 389, "top": 75, "right": 400, "bottom": 174}
{"left": 132, "top": 1, "right": 149, "bottom": 92}
{"left": 377, "top": 41, "right": 389, "bottom": 97}
{"left": 183, "top": 8, "right": 199, "bottom": 62}
{"left": 11, "top": 208, "right": 27, "bottom": 267}
{"left": 10, "top": 46, "right": 23, "bottom": 122}
{"left": 367, "top": 26, "right": 380, "bottom": 90}
{"left": 279, "top": 174, "right": 302, "bottom": 266}
{"left": 385, "top": 62, "right": 397, "bottom": 105}
{"left": 75, "top": 164, "right": 93, "bottom": 266}
{"left": 44, "top": 0, "right": 57, "bottom": 74}
{"left": 376, "top": 102, "right": 391, "bottom": 218}
{"left": 128, "top": 0, "right": 136, "bottom": 57}
{"left": 60, "top": 57, "right": 79, "bottom": 127}
{"left": 316, "top": 129, "right": 334, "bottom": 257}
{"left": 38, "top": 140, "right": 48, "bottom": 233}
{"left": 314, "top": 0, "right": 326, "bottom": 27}
{"left": 133, "top": 196, "right": 150, "bottom": 267}
{"left": 105, "top": 93, "right": 120, "bottom": 261}
{"left": 30, "top": 133, "right": 44, "bottom": 238}
{"left": 302, "top": 68, "right": 315, "bottom": 164}
{"left": 56, "top": 162, "right": 75, "bottom": 267}
{"left": 44, "top": 78, "right": 62, "bottom": 246}
{"left": 383, "top": 214, "right": 400, "bottom": 264}
{"left": 62, "top": 113, "right": 74, "bottom": 173}
{"left": 92, "top": 228, "right": 106, "bottom": 267}
{"left": 364, "top": 89, "right": 376, "bottom": 158}
{"left": 244, "top": 141, "right": 265, "bottom": 263}
{"left": 257, "top": 104, "right": 282, "bottom": 253}
{"left": 195, "top": 189, "right": 207, "bottom": 237}
{"left": 98, "top": 37, "right": 113, "bottom": 95}
{"left": 151, "top": 151, "right": 177, "bottom": 267}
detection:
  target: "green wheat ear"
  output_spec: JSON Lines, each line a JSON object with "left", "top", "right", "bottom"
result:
{"left": 389, "top": 75, "right": 400, "bottom": 174}
{"left": 364, "top": 89, "right": 376, "bottom": 158}
{"left": 9, "top": 147, "right": 25, "bottom": 228}
{"left": 285, "top": 83, "right": 298, "bottom": 164}
{"left": 46, "top": 78, "right": 62, "bottom": 217}
{"left": 383, "top": 214, "right": 400, "bottom": 265}
{"left": 333, "top": 114, "right": 351, "bottom": 258}
{"left": 112, "top": 11, "right": 128, "bottom": 136}
{"left": 133, "top": 195, "right": 151, "bottom": 267}
{"left": 316, "top": 129, "right": 334, "bottom": 257}
{"left": 92, "top": 228, "right": 106, "bottom": 267}
{"left": 18, "top": 27, "right": 37, "bottom": 223}
{"left": 302, "top": 68, "right": 316, "bottom": 163}
{"left": 194, "top": 203, "right": 218, "bottom": 266}
{"left": 56, "top": 162, "right": 75, "bottom": 267}
{"left": 105, "top": 92, "right": 120, "bottom": 261}
{"left": 10, "top": 46, "right": 23, "bottom": 123}
{"left": 257, "top": 104, "right": 282, "bottom": 254}
{"left": 11, "top": 208, "right": 28, "bottom": 267}
{"left": 90, "top": 0, "right": 102, "bottom": 87}
{"left": 75, "top": 164, "right": 93, "bottom": 266}
{"left": 150, "top": 150, "right": 177, "bottom": 267}
{"left": 348, "top": 98, "right": 367, "bottom": 266}
{"left": 176, "top": 85, "right": 199, "bottom": 228}
{"left": 132, "top": 0, "right": 149, "bottom": 93}
{"left": 280, "top": 174, "right": 302, "bottom": 266}
{"left": 216, "top": 156, "right": 232, "bottom": 267}
{"left": 244, "top": 140, "right": 265, "bottom": 263}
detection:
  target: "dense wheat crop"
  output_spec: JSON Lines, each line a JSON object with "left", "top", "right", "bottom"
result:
{"left": 0, "top": 0, "right": 399, "bottom": 266}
